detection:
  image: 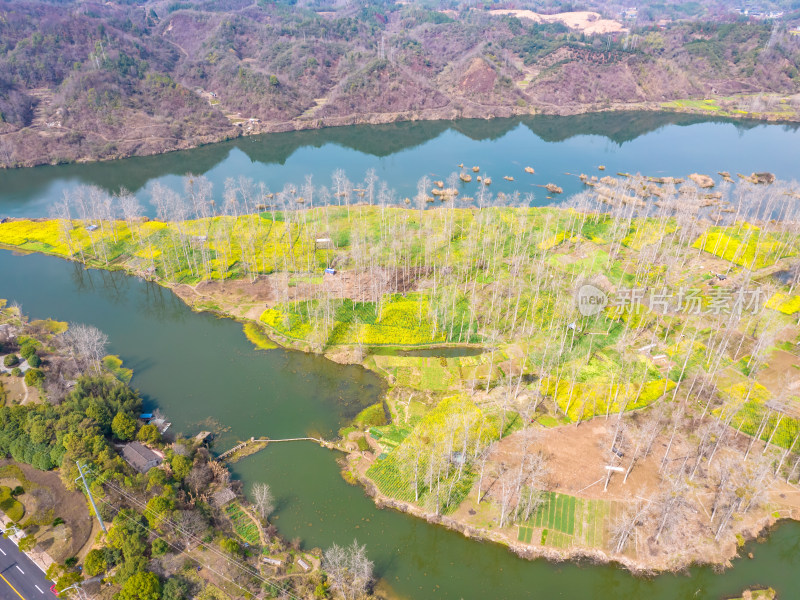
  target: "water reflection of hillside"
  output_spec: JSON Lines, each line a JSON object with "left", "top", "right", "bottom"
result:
{"left": 238, "top": 111, "right": 766, "bottom": 161}
{"left": 523, "top": 111, "right": 716, "bottom": 144}
{"left": 240, "top": 120, "right": 453, "bottom": 161}
{"left": 0, "top": 142, "right": 236, "bottom": 207}
{"left": 1, "top": 112, "right": 798, "bottom": 213}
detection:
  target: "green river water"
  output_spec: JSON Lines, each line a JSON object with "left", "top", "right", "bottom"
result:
{"left": 1, "top": 113, "right": 800, "bottom": 599}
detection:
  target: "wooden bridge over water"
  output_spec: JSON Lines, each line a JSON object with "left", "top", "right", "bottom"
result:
{"left": 217, "top": 436, "right": 334, "bottom": 461}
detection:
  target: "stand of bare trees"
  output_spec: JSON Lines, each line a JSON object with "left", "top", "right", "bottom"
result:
{"left": 323, "top": 539, "right": 374, "bottom": 600}
{"left": 59, "top": 323, "right": 108, "bottom": 374}
{"left": 32, "top": 169, "right": 800, "bottom": 563}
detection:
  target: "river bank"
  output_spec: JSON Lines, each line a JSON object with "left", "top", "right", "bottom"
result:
{"left": 5, "top": 113, "right": 800, "bottom": 227}
{"left": 341, "top": 428, "right": 800, "bottom": 576}
{"left": 4, "top": 97, "right": 799, "bottom": 170}
{"left": 0, "top": 300, "right": 331, "bottom": 598}
{"left": 351, "top": 461, "right": 793, "bottom": 577}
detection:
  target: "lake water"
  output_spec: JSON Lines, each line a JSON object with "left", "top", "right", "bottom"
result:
{"left": 1, "top": 113, "right": 800, "bottom": 599}
{"left": 1, "top": 112, "right": 800, "bottom": 218}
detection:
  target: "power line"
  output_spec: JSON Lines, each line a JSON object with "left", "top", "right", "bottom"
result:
{"left": 101, "top": 479, "right": 269, "bottom": 585}
{"left": 60, "top": 583, "right": 89, "bottom": 600}
{"left": 94, "top": 490, "right": 294, "bottom": 599}
{"left": 91, "top": 472, "right": 304, "bottom": 600}
{"left": 93, "top": 497, "right": 272, "bottom": 600}
{"left": 98, "top": 478, "right": 270, "bottom": 584}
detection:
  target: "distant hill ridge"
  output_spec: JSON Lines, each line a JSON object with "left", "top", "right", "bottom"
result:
{"left": 0, "top": 0, "right": 798, "bottom": 167}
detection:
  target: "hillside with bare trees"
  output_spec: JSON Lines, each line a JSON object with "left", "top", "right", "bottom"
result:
{"left": 1, "top": 0, "right": 800, "bottom": 167}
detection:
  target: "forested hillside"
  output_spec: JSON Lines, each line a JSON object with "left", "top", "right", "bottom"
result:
{"left": 1, "top": 0, "right": 800, "bottom": 167}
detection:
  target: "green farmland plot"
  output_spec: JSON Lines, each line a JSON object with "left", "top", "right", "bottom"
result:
{"left": 518, "top": 492, "right": 617, "bottom": 551}
{"left": 366, "top": 455, "right": 415, "bottom": 502}
{"left": 517, "top": 525, "right": 534, "bottom": 543}
{"left": 583, "top": 498, "right": 614, "bottom": 548}
{"left": 369, "top": 424, "right": 412, "bottom": 451}
{"left": 546, "top": 530, "right": 572, "bottom": 549}
{"left": 533, "top": 491, "right": 576, "bottom": 535}
{"left": 225, "top": 502, "right": 260, "bottom": 546}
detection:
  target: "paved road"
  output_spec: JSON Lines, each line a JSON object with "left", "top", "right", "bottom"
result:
{"left": 0, "top": 536, "right": 54, "bottom": 600}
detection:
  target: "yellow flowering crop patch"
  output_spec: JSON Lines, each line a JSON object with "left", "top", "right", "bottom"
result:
{"left": 367, "top": 396, "right": 499, "bottom": 508}
{"left": 242, "top": 322, "right": 279, "bottom": 350}
{"left": 622, "top": 220, "right": 677, "bottom": 251}
{"left": 541, "top": 376, "right": 674, "bottom": 422}
{"left": 0, "top": 216, "right": 326, "bottom": 282}
{"left": 720, "top": 382, "right": 800, "bottom": 450}
{"left": 372, "top": 355, "right": 461, "bottom": 391}
{"left": 0, "top": 219, "right": 142, "bottom": 261}
{"left": 260, "top": 294, "right": 444, "bottom": 346}
{"left": 538, "top": 231, "right": 569, "bottom": 250}
{"left": 135, "top": 247, "right": 162, "bottom": 259}
{"left": 692, "top": 223, "right": 797, "bottom": 269}
{"left": 138, "top": 221, "right": 169, "bottom": 235}
{"left": 0, "top": 220, "right": 72, "bottom": 255}
{"left": 766, "top": 292, "right": 800, "bottom": 315}
{"left": 260, "top": 307, "right": 314, "bottom": 340}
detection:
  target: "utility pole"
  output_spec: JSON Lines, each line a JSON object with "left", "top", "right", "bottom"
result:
{"left": 76, "top": 462, "right": 106, "bottom": 534}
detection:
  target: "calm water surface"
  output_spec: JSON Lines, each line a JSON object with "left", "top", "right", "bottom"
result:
{"left": 1, "top": 112, "right": 800, "bottom": 218}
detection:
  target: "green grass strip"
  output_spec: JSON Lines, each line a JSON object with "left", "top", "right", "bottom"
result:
{"left": 587, "top": 500, "right": 597, "bottom": 546}
{"left": 567, "top": 495, "right": 576, "bottom": 535}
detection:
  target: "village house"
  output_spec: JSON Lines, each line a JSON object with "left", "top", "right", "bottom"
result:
{"left": 121, "top": 442, "right": 163, "bottom": 473}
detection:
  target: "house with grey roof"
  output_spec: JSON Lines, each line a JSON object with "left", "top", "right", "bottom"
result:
{"left": 121, "top": 442, "right": 162, "bottom": 473}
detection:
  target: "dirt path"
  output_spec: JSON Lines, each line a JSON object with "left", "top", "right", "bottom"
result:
{"left": 161, "top": 24, "right": 189, "bottom": 59}
{"left": 28, "top": 88, "right": 54, "bottom": 130}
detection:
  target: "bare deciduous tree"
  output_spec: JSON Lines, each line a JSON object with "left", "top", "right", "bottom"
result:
{"left": 653, "top": 476, "right": 695, "bottom": 545}
{"left": 252, "top": 482, "right": 275, "bottom": 519}
{"left": 609, "top": 501, "right": 649, "bottom": 554}
{"left": 176, "top": 509, "right": 208, "bottom": 550}
{"left": 323, "top": 539, "right": 373, "bottom": 600}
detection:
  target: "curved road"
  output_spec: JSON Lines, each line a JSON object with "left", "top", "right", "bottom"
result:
{"left": 0, "top": 536, "right": 54, "bottom": 600}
